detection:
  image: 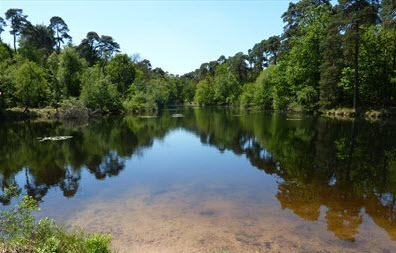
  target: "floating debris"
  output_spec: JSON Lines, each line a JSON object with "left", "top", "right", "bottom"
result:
{"left": 37, "top": 136, "right": 73, "bottom": 142}
{"left": 138, "top": 115, "right": 158, "bottom": 118}
{"left": 171, "top": 114, "right": 183, "bottom": 118}
{"left": 286, "top": 118, "right": 302, "bottom": 121}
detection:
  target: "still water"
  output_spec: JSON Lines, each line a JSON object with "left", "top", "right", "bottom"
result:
{"left": 1, "top": 108, "right": 396, "bottom": 252}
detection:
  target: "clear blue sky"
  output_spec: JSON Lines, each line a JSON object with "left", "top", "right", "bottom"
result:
{"left": 0, "top": 0, "right": 297, "bottom": 75}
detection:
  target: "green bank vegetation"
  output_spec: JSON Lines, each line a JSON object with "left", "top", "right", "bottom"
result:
{"left": 0, "top": 187, "right": 113, "bottom": 253}
{"left": 0, "top": 0, "right": 395, "bottom": 117}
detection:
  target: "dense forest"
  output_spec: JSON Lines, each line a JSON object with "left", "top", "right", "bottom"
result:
{"left": 0, "top": 0, "right": 395, "bottom": 114}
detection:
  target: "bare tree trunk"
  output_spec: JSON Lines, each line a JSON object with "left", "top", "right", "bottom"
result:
{"left": 13, "top": 34, "right": 16, "bottom": 53}
{"left": 57, "top": 30, "right": 61, "bottom": 53}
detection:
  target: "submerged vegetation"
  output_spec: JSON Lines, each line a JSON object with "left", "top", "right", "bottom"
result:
{"left": 0, "top": 0, "right": 395, "bottom": 116}
{"left": 0, "top": 187, "right": 113, "bottom": 253}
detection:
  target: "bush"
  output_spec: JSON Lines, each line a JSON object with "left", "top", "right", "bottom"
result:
{"left": 254, "top": 66, "right": 277, "bottom": 109}
{"left": 57, "top": 48, "right": 87, "bottom": 97}
{"left": 0, "top": 194, "right": 113, "bottom": 253}
{"left": 123, "top": 90, "right": 157, "bottom": 113}
{"left": 0, "top": 43, "right": 13, "bottom": 62}
{"left": 239, "top": 82, "right": 256, "bottom": 108}
{"left": 80, "top": 67, "right": 122, "bottom": 113}
{"left": 8, "top": 61, "right": 50, "bottom": 110}
{"left": 296, "top": 86, "right": 318, "bottom": 111}
{"left": 240, "top": 66, "right": 278, "bottom": 109}
{"left": 194, "top": 77, "right": 214, "bottom": 106}
{"left": 106, "top": 54, "right": 135, "bottom": 99}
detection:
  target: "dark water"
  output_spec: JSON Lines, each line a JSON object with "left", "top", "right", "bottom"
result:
{"left": 1, "top": 108, "right": 396, "bottom": 252}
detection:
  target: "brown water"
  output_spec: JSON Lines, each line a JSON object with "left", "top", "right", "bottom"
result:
{"left": 1, "top": 108, "right": 396, "bottom": 252}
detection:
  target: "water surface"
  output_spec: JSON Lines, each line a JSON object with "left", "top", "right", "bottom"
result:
{"left": 1, "top": 108, "right": 396, "bottom": 252}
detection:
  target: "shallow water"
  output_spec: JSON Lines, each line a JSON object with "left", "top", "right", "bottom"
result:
{"left": 1, "top": 108, "right": 396, "bottom": 252}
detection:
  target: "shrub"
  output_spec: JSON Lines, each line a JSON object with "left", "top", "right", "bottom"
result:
{"left": 0, "top": 195, "right": 113, "bottom": 253}
{"left": 123, "top": 91, "right": 157, "bottom": 113}
{"left": 8, "top": 61, "right": 50, "bottom": 110}
{"left": 80, "top": 67, "right": 122, "bottom": 113}
{"left": 239, "top": 82, "right": 256, "bottom": 108}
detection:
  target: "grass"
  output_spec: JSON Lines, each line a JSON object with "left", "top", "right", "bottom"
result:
{"left": 0, "top": 187, "right": 113, "bottom": 253}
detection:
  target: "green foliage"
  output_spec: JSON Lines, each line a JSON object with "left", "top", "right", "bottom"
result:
{"left": 239, "top": 65, "right": 278, "bottom": 109}
{"left": 194, "top": 77, "right": 214, "bottom": 105}
{"left": 77, "top": 32, "right": 120, "bottom": 68}
{"left": 319, "top": 20, "right": 345, "bottom": 108}
{"left": 181, "top": 79, "right": 196, "bottom": 103}
{"left": 0, "top": 56, "right": 16, "bottom": 109}
{"left": 17, "top": 23, "right": 56, "bottom": 64}
{"left": 80, "top": 67, "right": 122, "bottom": 112}
{"left": 0, "top": 196, "right": 113, "bottom": 253}
{"left": 239, "top": 82, "right": 256, "bottom": 108}
{"left": 213, "top": 64, "right": 240, "bottom": 104}
{"left": 123, "top": 88, "right": 157, "bottom": 112}
{"left": 359, "top": 25, "right": 394, "bottom": 106}
{"left": 339, "top": 67, "right": 355, "bottom": 104}
{"left": 0, "top": 17, "right": 5, "bottom": 41}
{"left": 296, "top": 86, "right": 318, "bottom": 111}
{"left": 272, "top": 82, "right": 291, "bottom": 111}
{"left": 254, "top": 65, "right": 277, "bottom": 109}
{"left": 57, "top": 47, "right": 86, "bottom": 97}
{"left": 5, "top": 8, "right": 29, "bottom": 52}
{"left": 0, "top": 8, "right": 199, "bottom": 113}
{"left": 49, "top": 16, "right": 72, "bottom": 52}
{"left": 19, "top": 24, "right": 55, "bottom": 58}
{"left": 185, "top": 0, "right": 395, "bottom": 112}
{"left": 0, "top": 196, "right": 39, "bottom": 241}
{"left": 1, "top": 1, "right": 396, "bottom": 114}
{"left": 106, "top": 54, "right": 135, "bottom": 98}
{"left": 135, "top": 77, "right": 176, "bottom": 106}
{"left": 0, "top": 42, "right": 13, "bottom": 61}
{"left": 8, "top": 60, "right": 50, "bottom": 109}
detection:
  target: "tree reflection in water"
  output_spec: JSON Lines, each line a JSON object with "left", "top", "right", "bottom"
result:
{"left": 1, "top": 108, "right": 396, "bottom": 241}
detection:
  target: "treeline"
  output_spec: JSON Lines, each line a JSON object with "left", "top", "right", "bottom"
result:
{"left": 0, "top": 9, "right": 193, "bottom": 113}
{"left": 0, "top": 1, "right": 396, "bottom": 114}
{"left": 187, "top": 0, "right": 396, "bottom": 111}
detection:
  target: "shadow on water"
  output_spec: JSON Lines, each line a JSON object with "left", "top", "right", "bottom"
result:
{"left": 1, "top": 107, "right": 396, "bottom": 244}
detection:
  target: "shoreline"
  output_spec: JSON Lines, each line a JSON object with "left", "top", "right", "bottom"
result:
{"left": 1, "top": 106, "right": 396, "bottom": 122}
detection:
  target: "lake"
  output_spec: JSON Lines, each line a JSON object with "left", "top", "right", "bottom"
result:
{"left": 1, "top": 107, "right": 396, "bottom": 253}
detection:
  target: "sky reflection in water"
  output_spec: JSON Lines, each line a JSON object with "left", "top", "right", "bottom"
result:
{"left": 1, "top": 108, "right": 396, "bottom": 252}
